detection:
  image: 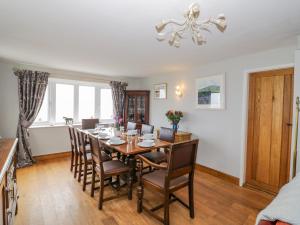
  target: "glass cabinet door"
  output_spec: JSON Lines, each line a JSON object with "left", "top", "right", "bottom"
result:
{"left": 127, "top": 96, "right": 136, "bottom": 122}
{"left": 136, "top": 96, "right": 145, "bottom": 123}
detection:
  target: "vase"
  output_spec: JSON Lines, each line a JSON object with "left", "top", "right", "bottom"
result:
{"left": 172, "top": 122, "right": 178, "bottom": 133}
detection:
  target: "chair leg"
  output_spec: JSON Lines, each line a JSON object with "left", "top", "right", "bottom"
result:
{"left": 189, "top": 181, "right": 195, "bottom": 218}
{"left": 164, "top": 193, "right": 170, "bottom": 225}
{"left": 116, "top": 175, "right": 120, "bottom": 190}
{"left": 98, "top": 178, "right": 104, "bottom": 210}
{"left": 127, "top": 172, "right": 133, "bottom": 200}
{"left": 78, "top": 153, "right": 82, "bottom": 182}
{"left": 82, "top": 161, "right": 88, "bottom": 191}
{"left": 91, "top": 163, "right": 95, "bottom": 197}
{"left": 74, "top": 152, "right": 79, "bottom": 179}
{"left": 137, "top": 185, "right": 143, "bottom": 213}
{"left": 70, "top": 151, "right": 74, "bottom": 172}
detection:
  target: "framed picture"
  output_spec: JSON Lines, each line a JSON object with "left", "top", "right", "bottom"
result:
{"left": 195, "top": 74, "right": 225, "bottom": 109}
{"left": 154, "top": 83, "right": 167, "bottom": 99}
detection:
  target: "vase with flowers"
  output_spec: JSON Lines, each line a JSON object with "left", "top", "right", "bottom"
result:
{"left": 165, "top": 110, "right": 183, "bottom": 133}
{"left": 114, "top": 116, "right": 123, "bottom": 131}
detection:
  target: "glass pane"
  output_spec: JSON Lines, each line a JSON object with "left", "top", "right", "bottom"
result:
{"left": 56, "top": 84, "right": 74, "bottom": 122}
{"left": 100, "top": 89, "right": 113, "bottom": 120}
{"left": 137, "top": 96, "right": 145, "bottom": 123}
{"left": 127, "top": 96, "right": 136, "bottom": 122}
{"left": 79, "top": 86, "right": 95, "bottom": 120}
{"left": 35, "top": 88, "right": 48, "bottom": 123}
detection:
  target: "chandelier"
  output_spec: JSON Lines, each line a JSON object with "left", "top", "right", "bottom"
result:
{"left": 155, "top": 3, "right": 227, "bottom": 47}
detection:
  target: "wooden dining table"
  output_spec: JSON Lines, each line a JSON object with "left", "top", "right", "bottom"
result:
{"left": 85, "top": 128, "right": 171, "bottom": 199}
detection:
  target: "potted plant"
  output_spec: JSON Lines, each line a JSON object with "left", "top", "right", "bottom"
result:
{"left": 165, "top": 110, "right": 183, "bottom": 132}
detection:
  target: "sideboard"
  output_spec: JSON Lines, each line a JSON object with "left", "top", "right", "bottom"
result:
{"left": 0, "top": 138, "right": 18, "bottom": 225}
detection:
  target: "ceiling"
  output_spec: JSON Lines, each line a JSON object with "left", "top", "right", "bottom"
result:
{"left": 0, "top": 0, "right": 300, "bottom": 77}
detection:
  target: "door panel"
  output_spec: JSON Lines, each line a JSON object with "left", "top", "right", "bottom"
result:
{"left": 269, "top": 75, "right": 284, "bottom": 186}
{"left": 246, "top": 68, "right": 294, "bottom": 194}
{"left": 255, "top": 76, "right": 273, "bottom": 184}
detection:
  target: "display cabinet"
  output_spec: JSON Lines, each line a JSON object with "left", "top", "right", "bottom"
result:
{"left": 124, "top": 90, "right": 150, "bottom": 130}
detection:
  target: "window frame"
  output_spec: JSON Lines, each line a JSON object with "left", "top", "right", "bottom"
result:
{"left": 33, "top": 78, "right": 114, "bottom": 126}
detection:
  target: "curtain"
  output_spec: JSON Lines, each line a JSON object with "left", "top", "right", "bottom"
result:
{"left": 109, "top": 81, "right": 128, "bottom": 123}
{"left": 14, "top": 69, "right": 49, "bottom": 167}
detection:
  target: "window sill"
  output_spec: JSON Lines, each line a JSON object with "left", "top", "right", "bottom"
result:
{"left": 29, "top": 123, "right": 81, "bottom": 129}
{"left": 30, "top": 121, "right": 114, "bottom": 129}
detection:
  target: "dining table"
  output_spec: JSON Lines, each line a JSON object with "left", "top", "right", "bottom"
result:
{"left": 85, "top": 128, "right": 171, "bottom": 199}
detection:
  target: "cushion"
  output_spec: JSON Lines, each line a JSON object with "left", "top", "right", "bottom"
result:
{"left": 256, "top": 173, "right": 300, "bottom": 225}
{"left": 142, "top": 170, "right": 188, "bottom": 190}
{"left": 141, "top": 151, "right": 167, "bottom": 164}
{"left": 101, "top": 160, "right": 129, "bottom": 175}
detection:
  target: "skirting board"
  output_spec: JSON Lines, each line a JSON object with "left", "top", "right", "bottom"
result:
{"left": 195, "top": 164, "right": 239, "bottom": 185}
{"left": 33, "top": 151, "right": 71, "bottom": 161}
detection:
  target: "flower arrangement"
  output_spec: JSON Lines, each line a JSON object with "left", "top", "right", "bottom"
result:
{"left": 114, "top": 116, "right": 123, "bottom": 130}
{"left": 165, "top": 110, "right": 183, "bottom": 132}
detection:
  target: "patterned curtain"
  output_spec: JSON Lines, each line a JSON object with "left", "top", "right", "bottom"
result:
{"left": 14, "top": 70, "right": 49, "bottom": 167}
{"left": 109, "top": 81, "right": 128, "bottom": 123}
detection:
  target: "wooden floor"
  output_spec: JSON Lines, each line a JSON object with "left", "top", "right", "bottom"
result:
{"left": 15, "top": 158, "right": 273, "bottom": 225}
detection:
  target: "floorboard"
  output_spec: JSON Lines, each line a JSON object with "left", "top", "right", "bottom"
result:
{"left": 15, "top": 158, "right": 273, "bottom": 225}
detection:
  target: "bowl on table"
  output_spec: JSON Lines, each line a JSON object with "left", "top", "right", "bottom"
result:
{"left": 142, "top": 133, "right": 154, "bottom": 140}
{"left": 98, "top": 132, "right": 109, "bottom": 139}
{"left": 138, "top": 139, "right": 155, "bottom": 148}
{"left": 109, "top": 136, "right": 125, "bottom": 145}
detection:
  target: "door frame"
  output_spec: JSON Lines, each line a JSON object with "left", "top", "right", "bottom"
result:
{"left": 239, "top": 63, "right": 294, "bottom": 186}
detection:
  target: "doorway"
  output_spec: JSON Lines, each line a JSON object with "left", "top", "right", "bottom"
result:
{"left": 245, "top": 68, "right": 294, "bottom": 194}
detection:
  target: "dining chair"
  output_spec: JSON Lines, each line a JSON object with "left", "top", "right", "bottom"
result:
{"left": 76, "top": 129, "right": 111, "bottom": 191}
{"left": 141, "top": 127, "right": 175, "bottom": 166}
{"left": 127, "top": 121, "right": 137, "bottom": 131}
{"left": 141, "top": 124, "right": 154, "bottom": 134}
{"left": 67, "top": 125, "right": 78, "bottom": 177}
{"left": 82, "top": 118, "right": 99, "bottom": 130}
{"left": 137, "top": 139, "right": 199, "bottom": 225}
{"left": 89, "top": 134, "right": 133, "bottom": 210}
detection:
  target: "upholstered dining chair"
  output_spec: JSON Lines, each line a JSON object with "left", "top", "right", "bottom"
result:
{"left": 76, "top": 129, "right": 111, "bottom": 191}
{"left": 137, "top": 139, "right": 199, "bottom": 225}
{"left": 141, "top": 127, "right": 175, "bottom": 166}
{"left": 141, "top": 124, "right": 154, "bottom": 134}
{"left": 82, "top": 118, "right": 99, "bottom": 130}
{"left": 89, "top": 134, "right": 133, "bottom": 210}
{"left": 67, "top": 125, "right": 78, "bottom": 176}
{"left": 127, "top": 121, "right": 137, "bottom": 131}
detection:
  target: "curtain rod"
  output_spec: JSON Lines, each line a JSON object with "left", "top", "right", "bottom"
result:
{"left": 11, "top": 64, "right": 129, "bottom": 84}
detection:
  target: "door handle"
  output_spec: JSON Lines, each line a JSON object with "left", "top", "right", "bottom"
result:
{"left": 287, "top": 123, "right": 293, "bottom": 127}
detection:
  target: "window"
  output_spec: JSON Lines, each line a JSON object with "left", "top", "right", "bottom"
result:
{"left": 33, "top": 78, "right": 114, "bottom": 125}
{"left": 55, "top": 84, "right": 74, "bottom": 122}
{"left": 79, "top": 86, "right": 95, "bottom": 120}
{"left": 100, "top": 89, "right": 113, "bottom": 120}
{"left": 34, "top": 88, "right": 48, "bottom": 123}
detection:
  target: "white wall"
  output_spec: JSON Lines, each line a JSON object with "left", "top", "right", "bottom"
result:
{"left": 0, "top": 61, "right": 19, "bottom": 138}
{"left": 0, "top": 60, "right": 142, "bottom": 156}
{"left": 139, "top": 46, "right": 296, "bottom": 178}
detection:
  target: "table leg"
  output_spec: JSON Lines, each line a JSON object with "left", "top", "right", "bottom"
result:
{"left": 127, "top": 156, "right": 136, "bottom": 200}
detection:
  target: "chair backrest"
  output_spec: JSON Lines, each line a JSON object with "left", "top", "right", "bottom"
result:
{"left": 141, "top": 124, "right": 154, "bottom": 134}
{"left": 159, "top": 127, "right": 175, "bottom": 143}
{"left": 167, "top": 139, "right": 199, "bottom": 179}
{"left": 88, "top": 134, "right": 104, "bottom": 170}
{"left": 76, "top": 129, "right": 88, "bottom": 156}
{"left": 82, "top": 118, "right": 99, "bottom": 129}
{"left": 127, "top": 122, "right": 137, "bottom": 131}
{"left": 68, "top": 125, "right": 77, "bottom": 153}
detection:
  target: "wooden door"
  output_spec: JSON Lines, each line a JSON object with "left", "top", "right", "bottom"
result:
{"left": 246, "top": 68, "right": 294, "bottom": 194}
